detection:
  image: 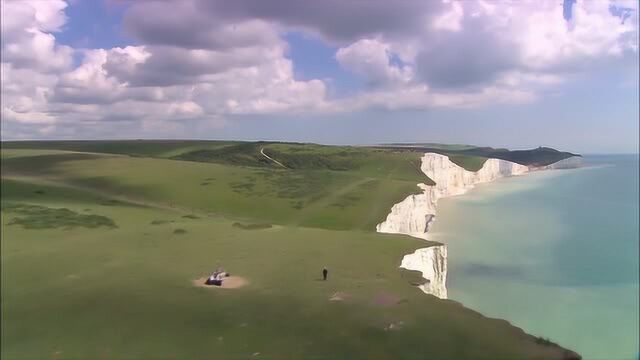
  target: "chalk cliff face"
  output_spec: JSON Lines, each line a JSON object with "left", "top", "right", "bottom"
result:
{"left": 375, "top": 184, "right": 438, "bottom": 240}
{"left": 400, "top": 246, "right": 448, "bottom": 298}
{"left": 377, "top": 153, "right": 534, "bottom": 299}
{"left": 377, "top": 153, "right": 530, "bottom": 241}
{"left": 422, "top": 155, "right": 529, "bottom": 196}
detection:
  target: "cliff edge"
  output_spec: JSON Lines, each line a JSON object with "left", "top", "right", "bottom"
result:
{"left": 377, "top": 152, "right": 581, "bottom": 299}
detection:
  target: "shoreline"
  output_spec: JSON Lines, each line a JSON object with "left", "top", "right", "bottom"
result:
{"left": 429, "top": 155, "right": 638, "bottom": 359}
{"left": 376, "top": 152, "right": 581, "bottom": 299}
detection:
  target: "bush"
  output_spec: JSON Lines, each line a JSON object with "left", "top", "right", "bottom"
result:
{"left": 3, "top": 203, "right": 116, "bottom": 230}
{"left": 150, "top": 219, "right": 171, "bottom": 225}
{"left": 232, "top": 222, "right": 272, "bottom": 230}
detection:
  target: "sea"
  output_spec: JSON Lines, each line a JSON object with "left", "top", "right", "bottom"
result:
{"left": 428, "top": 155, "right": 639, "bottom": 360}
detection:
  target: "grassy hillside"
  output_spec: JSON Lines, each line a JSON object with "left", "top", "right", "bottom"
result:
{"left": 3, "top": 140, "right": 579, "bottom": 169}
{"left": 434, "top": 146, "right": 579, "bottom": 167}
{"left": 1, "top": 148, "right": 424, "bottom": 231}
{"left": 378, "top": 145, "right": 579, "bottom": 168}
{"left": 1, "top": 140, "right": 239, "bottom": 158}
{"left": 381, "top": 143, "right": 478, "bottom": 151}
{"left": 0, "top": 142, "right": 580, "bottom": 359}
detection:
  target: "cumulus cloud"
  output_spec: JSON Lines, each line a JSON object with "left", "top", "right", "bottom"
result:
{"left": 1, "top": 63, "right": 58, "bottom": 125}
{"left": 203, "top": 0, "right": 445, "bottom": 43}
{"left": 2, "top": 0, "right": 329, "bottom": 138}
{"left": 1, "top": 0, "right": 73, "bottom": 72}
{"left": 334, "top": 0, "right": 638, "bottom": 107}
{"left": 411, "top": 0, "right": 637, "bottom": 91}
{"left": 528, "top": 3, "right": 633, "bottom": 65}
{"left": 415, "top": 17, "right": 518, "bottom": 89}
{"left": 332, "top": 82, "right": 536, "bottom": 113}
{"left": 123, "top": 1, "right": 280, "bottom": 50}
{"left": 1, "top": 0, "right": 638, "bottom": 139}
{"left": 431, "top": 1, "right": 464, "bottom": 32}
{"left": 336, "top": 38, "right": 412, "bottom": 88}
{"left": 103, "top": 44, "right": 288, "bottom": 87}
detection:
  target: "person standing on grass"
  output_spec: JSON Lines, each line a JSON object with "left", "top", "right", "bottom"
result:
{"left": 322, "top": 267, "right": 328, "bottom": 281}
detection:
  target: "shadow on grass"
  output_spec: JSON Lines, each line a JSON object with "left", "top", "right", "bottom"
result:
{"left": 1, "top": 153, "right": 105, "bottom": 176}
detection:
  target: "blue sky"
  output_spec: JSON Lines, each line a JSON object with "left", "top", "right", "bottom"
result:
{"left": 1, "top": 0, "right": 638, "bottom": 153}
{"left": 56, "top": 0, "right": 129, "bottom": 49}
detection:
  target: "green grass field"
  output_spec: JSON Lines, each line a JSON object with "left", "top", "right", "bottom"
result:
{"left": 1, "top": 141, "right": 579, "bottom": 359}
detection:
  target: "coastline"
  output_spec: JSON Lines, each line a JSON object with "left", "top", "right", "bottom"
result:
{"left": 429, "top": 155, "right": 638, "bottom": 359}
{"left": 376, "top": 152, "right": 581, "bottom": 299}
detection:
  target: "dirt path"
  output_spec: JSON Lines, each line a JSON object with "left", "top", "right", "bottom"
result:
{"left": 260, "top": 148, "right": 288, "bottom": 169}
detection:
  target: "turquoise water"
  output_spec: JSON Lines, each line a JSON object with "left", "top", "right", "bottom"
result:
{"left": 429, "top": 155, "right": 639, "bottom": 359}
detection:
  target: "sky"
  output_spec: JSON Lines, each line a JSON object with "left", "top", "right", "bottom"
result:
{"left": 1, "top": 0, "right": 638, "bottom": 153}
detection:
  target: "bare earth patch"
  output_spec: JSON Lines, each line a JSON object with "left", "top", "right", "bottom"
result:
{"left": 329, "top": 292, "right": 351, "bottom": 302}
{"left": 384, "top": 321, "right": 405, "bottom": 331}
{"left": 192, "top": 276, "right": 248, "bottom": 289}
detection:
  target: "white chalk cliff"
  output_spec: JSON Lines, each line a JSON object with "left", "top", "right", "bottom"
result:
{"left": 400, "top": 246, "right": 448, "bottom": 299}
{"left": 377, "top": 153, "right": 577, "bottom": 299}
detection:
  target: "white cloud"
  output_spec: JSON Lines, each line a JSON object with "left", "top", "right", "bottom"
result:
{"left": 1, "top": 0, "right": 638, "bottom": 139}
{"left": 431, "top": 1, "right": 464, "bottom": 32}
{"left": 2, "top": 0, "right": 68, "bottom": 36}
{"left": 516, "top": 0, "right": 638, "bottom": 69}
{"left": 333, "top": 83, "right": 535, "bottom": 112}
{"left": 332, "top": 0, "right": 637, "bottom": 109}
{"left": 1, "top": 0, "right": 73, "bottom": 72}
{"left": 1, "top": 63, "right": 58, "bottom": 124}
{"left": 336, "top": 38, "right": 412, "bottom": 87}
{"left": 123, "top": 1, "right": 280, "bottom": 50}
{"left": 2, "top": 0, "right": 329, "bottom": 138}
